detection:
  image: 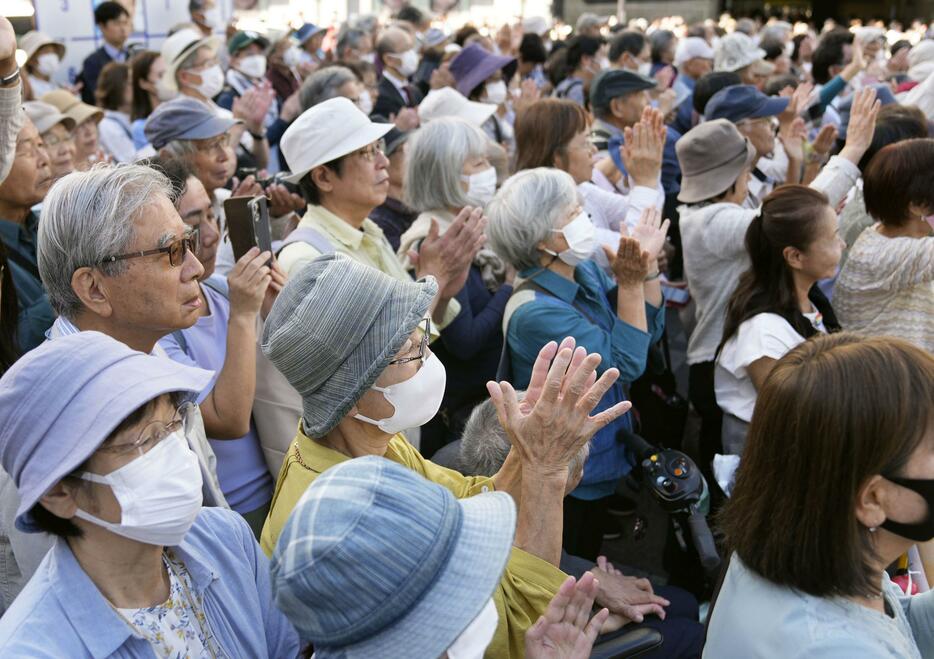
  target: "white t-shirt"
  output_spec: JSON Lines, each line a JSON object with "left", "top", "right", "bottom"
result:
{"left": 715, "top": 312, "right": 825, "bottom": 422}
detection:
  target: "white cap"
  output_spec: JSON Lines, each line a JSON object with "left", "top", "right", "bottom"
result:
{"left": 674, "top": 37, "right": 715, "bottom": 68}
{"left": 418, "top": 88, "right": 497, "bottom": 127}
{"left": 714, "top": 31, "right": 767, "bottom": 72}
{"left": 522, "top": 16, "right": 550, "bottom": 37}
{"left": 281, "top": 97, "right": 394, "bottom": 184}
{"left": 160, "top": 28, "right": 222, "bottom": 92}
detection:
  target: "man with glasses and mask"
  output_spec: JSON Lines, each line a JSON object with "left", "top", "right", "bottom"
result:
{"left": 278, "top": 97, "right": 484, "bottom": 332}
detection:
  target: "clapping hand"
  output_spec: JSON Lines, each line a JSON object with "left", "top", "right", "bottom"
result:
{"left": 621, "top": 107, "right": 665, "bottom": 189}
{"left": 233, "top": 81, "right": 275, "bottom": 134}
{"left": 839, "top": 86, "right": 881, "bottom": 164}
{"left": 411, "top": 206, "right": 486, "bottom": 299}
{"left": 628, "top": 207, "right": 670, "bottom": 261}
{"left": 525, "top": 572, "right": 609, "bottom": 659}
{"left": 809, "top": 123, "right": 838, "bottom": 160}
{"left": 778, "top": 116, "right": 808, "bottom": 163}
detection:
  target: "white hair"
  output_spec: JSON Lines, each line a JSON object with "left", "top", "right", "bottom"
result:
{"left": 37, "top": 164, "right": 173, "bottom": 319}
{"left": 486, "top": 168, "right": 579, "bottom": 271}
{"left": 459, "top": 393, "right": 591, "bottom": 478}
{"left": 404, "top": 117, "right": 488, "bottom": 212}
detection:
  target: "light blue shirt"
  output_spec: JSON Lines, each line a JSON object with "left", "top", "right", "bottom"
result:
{"left": 705, "top": 554, "right": 934, "bottom": 658}
{"left": 0, "top": 507, "right": 300, "bottom": 657}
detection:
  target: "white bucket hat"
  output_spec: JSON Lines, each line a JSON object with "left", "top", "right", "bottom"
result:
{"left": 160, "top": 28, "right": 222, "bottom": 93}
{"left": 714, "top": 32, "right": 767, "bottom": 72}
{"left": 418, "top": 87, "right": 496, "bottom": 126}
{"left": 280, "top": 97, "right": 394, "bottom": 184}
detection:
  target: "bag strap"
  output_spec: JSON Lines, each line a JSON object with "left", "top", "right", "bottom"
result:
{"left": 277, "top": 226, "right": 335, "bottom": 256}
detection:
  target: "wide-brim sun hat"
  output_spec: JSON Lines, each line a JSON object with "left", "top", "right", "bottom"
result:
{"left": 449, "top": 43, "right": 517, "bottom": 98}
{"left": 280, "top": 97, "right": 394, "bottom": 185}
{"left": 18, "top": 31, "right": 65, "bottom": 63}
{"left": 677, "top": 118, "right": 757, "bottom": 204}
{"left": 261, "top": 253, "right": 437, "bottom": 437}
{"left": 160, "top": 28, "right": 223, "bottom": 93}
{"left": 23, "top": 101, "right": 76, "bottom": 135}
{"left": 39, "top": 89, "right": 103, "bottom": 126}
{"left": 270, "top": 455, "right": 516, "bottom": 658}
{"left": 0, "top": 331, "right": 213, "bottom": 533}
{"left": 418, "top": 87, "right": 497, "bottom": 126}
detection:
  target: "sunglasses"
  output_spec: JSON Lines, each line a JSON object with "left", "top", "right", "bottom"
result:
{"left": 99, "top": 233, "right": 197, "bottom": 268}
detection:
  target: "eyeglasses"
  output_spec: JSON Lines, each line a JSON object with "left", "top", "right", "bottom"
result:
{"left": 96, "top": 404, "right": 192, "bottom": 458}
{"left": 389, "top": 318, "right": 431, "bottom": 365}
{"left": 194, "top": 132, "right": 233, "bottom": 154}
{"left": 98, "top": 233, "right": 196, "bottom": 267}
{"left": 351, "top": 139, "right": 386, "bottom": 162}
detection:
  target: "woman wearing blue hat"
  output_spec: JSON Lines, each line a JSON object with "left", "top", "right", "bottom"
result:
{"left": 0, "top": 331, "right": 298, "bottom": 657}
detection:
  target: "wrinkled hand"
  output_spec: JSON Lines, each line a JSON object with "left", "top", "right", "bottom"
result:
{"left": 842, "top": 38, "right": 869, "bottom": 81}
{"left": 227, "top": 247, "right": 272, "bottom": 317}
{"left": 514, "top": 77, "right": 542, "bottom": 114}
{"left": 231, "top": 175, "right": 264, "bottom": 198}
{"left": 779, "top": 116, "right": 807, "bottom": 162}
{"left": 809, "top": 123, "right": 838, "bottom": 157}
{"left": 266, "top": 183, "right": 305, "bottom": 217}
{"left": 391, "top": 107, "right": 419, "bottom": 131}
{"left": 280, "top": 91, "right": 302, "bottom": 123}
{"left": 839, "top": 86, "right": 880, "bottom": 164}
{"left": 621, "top": 107, "right": 664, "bottom": 188}
{"left": 593, "top": 556, "right": 670, "bottom": 624}
{"left": 486, "top": 342, "right": 631, "bottom": 473}
{"left": 517, "top": 338, "right": 597, "bottom": 416}
{"left": 0, "top": 17, "right": 15, "bottom": 75}
{"left": 260, "top": 259, "right": 287, "bottom": 320}
{"left": 778, "top": 82, "right": 814, "bottom": 126}
{"left": 233, "top": 81, "right": 275, "bottom": 133}
{"left": 629, "top": 207, "right": 670, "bottom": 259}
{"left": 611, "top": 236, "right": 652, "bottom": 288}
{"left": 525, "top": 573, "right": 609, "bottom": 659}
{"left": 429, "top": 63, "right": 456, "bottom": 90}
{"left": 411, "top": 206, "right": 486, "bottom": 298}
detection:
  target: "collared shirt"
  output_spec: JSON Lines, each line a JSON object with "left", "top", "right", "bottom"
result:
{"left": 102, "top": 42, "right": 127, "bottom": 63}
{"left": 260, "top": 426, "right": 566, "bottom": 659}
{"left": 507, "top": 262, "right": 665, "bottom": 494}
{"left": 383, "top": 69, "right": 410, "bottom": 103}
{"left": 0, "top": 508, "right": 300, "bottom": 657}
{"left": 278, "top": 204, "right": 460, "bottom": 327}
{"left": 0, "top": 212, "right": 56, "bottom": 352}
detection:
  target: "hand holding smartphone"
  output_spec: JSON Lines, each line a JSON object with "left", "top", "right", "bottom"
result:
{"left": 223, "top": 195, "right": 273, "bottom": 266}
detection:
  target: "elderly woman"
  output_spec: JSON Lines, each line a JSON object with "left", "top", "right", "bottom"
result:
{"left": 0, "top": 331, "right": 299, "bottom": 656}
{"left": 398, "top": 117, "right": 513, "bottom": 455}
{"left": 514, "top": 98, "right": 664, "bottom": 254}
{"left": 449, "top": 44, "right": 518, "bottom": 151}
{"left": 23, "top": 101, "right": 75, "bottom": 184}
{"left": 41, "top": 90, "right": 105, "bottom": 171}
{"left": 487, "top": 167, "right": 667, "bottom": 561}
{"left": 707, "top": 333, "right": 934, "bottom": 657}
{"left": 272, "top": 457, "right": 608, "bottom": 658}
{"left": 259, "top": 253, "right": 631, "bottom": 658}
{"left": 835, "top": 139, "right": 934, "bottom": 354}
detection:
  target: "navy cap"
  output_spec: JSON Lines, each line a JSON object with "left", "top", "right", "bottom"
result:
{"left": 705, "top": 84, "right": 790, "bottom": 123}
{"left": 295, "top": 23, "right": 326, "bottom": 46}
{"left": 590, "top": 70, "right": 657, "bottom": 111}
{"left": 144, "top": 97, "right": 242, "bottom": 149}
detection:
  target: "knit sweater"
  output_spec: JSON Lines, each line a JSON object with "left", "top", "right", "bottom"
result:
{"left": 835, "top": 224, "right": 934, "bottom": 353}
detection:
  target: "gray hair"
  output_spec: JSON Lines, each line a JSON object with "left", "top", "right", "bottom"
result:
{"left": 404, "top": 117, "right": 488, "bottom": 212}
{"left": 486, "top": 168, "right": 579, "bottom": 271}
{"left": 37, "top": 164, "right": 173, "bottom": 320}
{"left": 459, "top": 393, "right": 591, "bottom": 478}
{"left": 161, "top": 138, "right": 197, "bottom": 158}
{"left": 299, "top": 66, "right": 358, "bottom": 111}
{"left": 352, "top": 14, "right": 379, "bottom": 33}
{"left": 336, "top": 28, "right": 368, "bottom": 57}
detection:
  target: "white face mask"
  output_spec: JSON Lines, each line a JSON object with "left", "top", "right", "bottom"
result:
{"left": 188, "top": 64, "right": 225, "bottom": 98}
{"left": 357, "top": 88, "right": 374, "bottom": 115}
{"left": 461, "top": 166, "right": 497, "bottom": 206}
{"left": 638, "top": 61, "right": 653, "bottom": 77}
{"left": 73, "top": 431, "right": 203, "bottom": 546}
{"left": 201, "top": 6, "right": 222, "bottom": 29}
{"left": 484, "top": 80, "right": 508, "bottom": 105}
{"left": 447, "top": 598, "right": 499, "bottom": 659}
{"left": 238, "top": 54, "right": 267, "bottom": 79}
{"left": 360, "top": 51, "right": 377, "bottom": 65}
{"left": 354, "top": 351, "right": 447, "bottom": 434}
{"left": 547, "top": 210, "right": 595, "bottom": 266}
{"left": 394, "top": 49, "right": 419, "bottom": 77}
{"left": 36, "top": 52, "right": 61, "bottom": 78}
{"left": 284, "top": 46, "right": 303, "bottom": 68}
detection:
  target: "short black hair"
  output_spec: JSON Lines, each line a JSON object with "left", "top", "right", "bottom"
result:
{"left": 394, "top": 5, "right": 425, "bottom": 25}
{"left": 812, "top": 30, "right": 853, "bottom": 85}
{"left": 857, "top": 105, "right": 929, "bottom": 172}
{"left": 693, "top": 71, "right": 741, "bottom": 115}
{"left": 763, "top": 73, "right": 798, "bottom": 97}
{"left": 519, "top": 33, "right": 547, "bottom": 65}
{"left": 94, "top": 1, "right": 129, "bottom": 25}
{"left": 890, "top": 39, "right": 912, "bottom": 56}
{"left": 565, "top": 35, "right": 605, "bottom": 70}
{"left": 298, "top": 158, "right": 346, "bottom": 206}
{"left": 759, "top": 38, "right": 784, "bottom": 62}
{"left": 608, "top": 30, "right": 646, "bottom": 64}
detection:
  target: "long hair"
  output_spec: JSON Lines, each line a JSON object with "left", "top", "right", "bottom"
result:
{"left": 0, "top": 246, "right": 20, "bottom": 374}
{"left": 130, "top": 51, "right": 161, "bottom": 122}
{"left": 720, "top": 185, "right": 838, "bottom": 350}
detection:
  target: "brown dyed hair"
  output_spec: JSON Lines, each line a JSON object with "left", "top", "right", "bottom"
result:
{"left": 863, "top": 138, "right": 934, "bottom": 226}
{"left": 95, "top": 61, "right": 130, "bottom": 112}
{"left": 721, "top": 333, "right": 934, "bottom": 599}
{"left": 514, "top": 98, "right": 590, "bottom": 173}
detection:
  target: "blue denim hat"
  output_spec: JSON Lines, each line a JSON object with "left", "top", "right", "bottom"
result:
{"left": 144, "top": 97, "right": 242, "bottom": 150}
{"left": 0, "top": 331, "right": 214, "bottom": 533}
{"left": 271, "top": 456, "right": 516, "bottom": 657}
{"left": 295, "top": 23, "right": 326, "bottom": 45}
{"left": 704, "top": 84, "right": 790, "bottom": 123}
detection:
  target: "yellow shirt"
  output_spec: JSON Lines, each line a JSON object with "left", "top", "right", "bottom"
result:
{"left": 278, "top": 204, "right": 460, "bottom": 329}
{"left": 260, "top": 427, "right": 567, "bottom": 659}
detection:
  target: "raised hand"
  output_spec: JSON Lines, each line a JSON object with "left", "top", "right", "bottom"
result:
{"left": 612, "top": 236, "right": 652, "bottom": 288}
{"left": 839, "top": 86, "right": 880, "bottom": 164}
{"left": 525, "top": 573, "right": 609, "bottom": 659}
{"left": 233, "top": 82, "right": 275, "bottom": 133}
{"left": 266, "top": 183, "right": 305, "bottom": 217}
{"left": 227, "top": 247, "right": 272, "bottom": 318}
{"left": 391, "top": 107, "right": 420, "bottom": 131}
{"left": 810, "top": 123, "right": 838, "bottom": 160}
{"left": 629, "top": 206, "right": 670, "bottom": 260}
{"left": 0, "top": 17, "right": 16, "bottom": 78}
{"left": 778, "top": 116, "right": 808, "bottom": 163}
{"left": 411, "top": 206, "right": 486, "bottom": 298}
{"left": 514, "top": 77, "right": 542, "bottom": 114}
{"left": 231, "top": 175, "right": 263, "bottom": 198}
{"left": 778, "top": 81, "right": 814, "bottom": 126}
{"left": 429, "top": 63, "right": 456, "bottom": 91}
{"left": 621, "top": 109, "right": 664, "bottom": 189}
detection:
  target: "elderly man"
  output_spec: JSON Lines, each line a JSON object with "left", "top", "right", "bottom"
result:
{"left": 298, "top": 65, "right": 363, "bottom": 111}
{"left": 373, "top": 26, "right": 424, "bottom": 120}
{"left": 335, "top": 28, "right": 373, "bottom": 65}
{"left": 671, "top": 36, "right": 715, "bottom": 134}
{"left": 278, "top": 97, "right": 479, "bottom": 330}
{"left": 0, "top": 117, "right": 55, "bottom": 353}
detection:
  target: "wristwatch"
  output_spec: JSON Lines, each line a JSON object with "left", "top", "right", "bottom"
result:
{"left": 0, "top": 65, "right": 20, "bottom": 87}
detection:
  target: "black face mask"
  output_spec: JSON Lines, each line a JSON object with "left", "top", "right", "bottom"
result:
{"left": 879, "top": 475, "right": 934, "bottom": 543}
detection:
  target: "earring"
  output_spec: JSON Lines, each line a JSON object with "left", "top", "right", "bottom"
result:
{"left": 869, "top": 527, "right": 877, "bottom": 533}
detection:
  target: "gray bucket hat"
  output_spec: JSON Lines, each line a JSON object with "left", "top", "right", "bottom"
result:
{"left": 676, "top": 118, "right": 757, "bottom": 204}
{"left": 261, "top": 254, "right": 437, "bottom": 437}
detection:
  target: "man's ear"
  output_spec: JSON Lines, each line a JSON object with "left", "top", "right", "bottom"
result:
{"left": 71, "top": 266, "right": 115, "bottom": 319}
{"left": 310, "top": 165, "right": 336, "bottom": 194}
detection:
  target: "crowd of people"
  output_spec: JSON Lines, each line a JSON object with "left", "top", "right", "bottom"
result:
{"left": 0, "top": 3, "right": 932, "bottom": 657}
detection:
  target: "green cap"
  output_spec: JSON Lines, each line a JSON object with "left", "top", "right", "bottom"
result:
{"left": 228, "top": 30, "right": 270, "bottom": 55}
